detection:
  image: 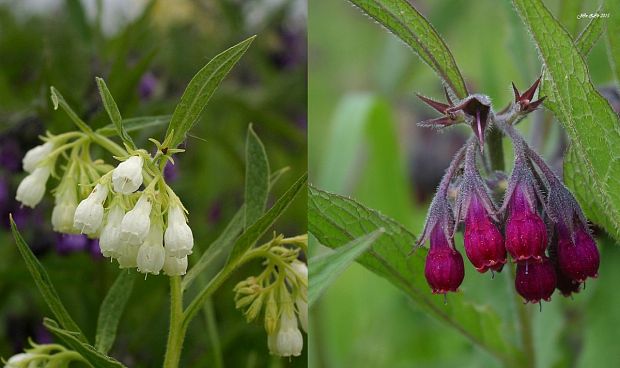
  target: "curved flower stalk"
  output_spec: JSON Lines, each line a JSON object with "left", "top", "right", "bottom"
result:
{"left": 417, "top": 77, "right": 599, "bottom": 305}
{"left": 2, "top": 340, "right": 87, "bottom": 368}
{"left": 234, "top": 234, "right": 308, "bottom": 357}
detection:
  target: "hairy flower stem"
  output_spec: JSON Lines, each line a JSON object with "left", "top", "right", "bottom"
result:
{"left": 487, "top": 128, "right": 505, "bottom": 171}
{"left": 164, "top": 276, "right": 186, "bottom": 368}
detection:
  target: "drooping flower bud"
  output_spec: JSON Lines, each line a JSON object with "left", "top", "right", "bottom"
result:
{"left": 99, "top": 204, "right": 125, "bottom": 258}
{"left": 112, "top": 155, "right": 143, "bottom": 194}
{"left": 51, "top": 179, "right": 78, "bottom": 233}
{"left": 504, "top": 182, "right": 547, "bottom": 262}
{"left": 515, "top": 257, "right": 556, "bottom": 303}
{"left": 15, "top": 166, "right": 51, "bottom": 208}
{"left": 5, "top": 352, "right": 37, "bottom": 367}
{"left": 295, "top": 294, "right": 308, "bottom": 333}
{"left": 556, "top": 224, "right": 599, "bottom": 282}
{"left": 424, "top": 223, "right": 465, "bottom": 294}
{"left": 73, "top": 184, "right": 108, "bottom": 235}
{"left": 463, "top": 193, "right": 506, "bottom": 273}
{"left": 267, "top": 305, "right": 303, "bottom": 357}
{"left": 163, "top": 255, "right": 188, "bottom": 276}
{"left": 120, "top": 194, "right": 152, "bottom": 245}
{"left": 137, "top": 222, "right": 166, "bottom": 275}
{"left": 164, "top": 204, "right": 194, "bottom": 257}
{"left": 22, "top": 141, "right": 54, "bottom": 173}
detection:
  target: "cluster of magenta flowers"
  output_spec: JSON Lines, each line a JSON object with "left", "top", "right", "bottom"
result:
{"left": 417, "top": 78, "right": 600, "bottom": 305}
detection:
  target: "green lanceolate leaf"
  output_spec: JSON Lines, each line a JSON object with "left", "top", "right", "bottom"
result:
{"left": 606, "top": 0, "right": 620, "bottom": 82}
{"left": 95, "top": 272, "right": 136, "bottom": 354}
{"left": 308, "top": 186, "right": 517, "bottom": 363}
{"left": 348, "top": 0, "right": 468, "bottom": 98}
{"left": 96, "top": 77, "right": 135, "bottom": 150}
{"left": 183, "top": 168, "right": 291, "bottom": 291}
{"left": 244, "top": 124, "right": 270, "bottom": 228}
{"left": 227, "top": 173, "right": 307, "bottom": 265}
{"left": 50, "top": 86, "right": 93, "bottom": 134}
{"left": 309, "top": 230, "right": 383, "bottom": 308}
{"left": 9, "top": 216, "right": 87, "bottom": 343}
{"left": 513, "top": 0, "right": 620, "bottom": 242}
{"left": 164, "top": 36, "right": 256, "bottom": 148}
{"left": 44, "top": 319, "right": 126, "bottom": 368}
{"left": 96, "top": 115, "right": 171, "bottom": 137}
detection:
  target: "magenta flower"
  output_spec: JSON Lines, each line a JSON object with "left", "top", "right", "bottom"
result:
{"left": 515, "top": 257, "right": 556, "bottom": 303}
{"left": 557, "top": 224, "right": 599, "bottom": 283}
{"left": 463, "top": 193, "right": 506, "bottom": 273}
{"left": 505, "top": 183, "right": 547, "bottom": 262}
{"left": 424, "top": 223, "right": 465, "bottom": 294}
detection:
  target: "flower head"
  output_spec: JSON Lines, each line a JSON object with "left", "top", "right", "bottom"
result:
{"left": 515, "top": 257, "right": 556, "bottom": 303}
{"left": 164, "top": 204, "right": 194, "bottom": 257}
{"left": 463, "top": 192, "right": 506, "bottom": 273}
{"left": 556, "top": 223, "right": 599, "bottom": 283}
{"left": 120, "top": 193, "right": 152, "bottom": 245}
{"left": 137, "top": 222, "right": 166, "bottom": 275}
{"left": 16, "top": 166, "right": 51, "bottom": 208}
{"left": 268, "top": 305, "right": 303, "bottom": 357}
{"left": 504, "top": 177, "right": 547, "bottom": 262}
{"left": 22, "top": 141, "right": 54, "bottom": 173}
{"left": 112, "top": 155, "right": 143, "bottom": 194}
{"left": 99, "top": 203, "right": 125, "bottom": 258}
{"left": 73, "top": 183, "right": 108, "bottom": 235}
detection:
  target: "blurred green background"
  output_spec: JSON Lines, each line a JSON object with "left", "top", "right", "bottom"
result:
{"left": 0, "top": 0, "right": 306, "bottom": 366}
{"left": 308, "top": 0, "right": 620, "bottom": 367}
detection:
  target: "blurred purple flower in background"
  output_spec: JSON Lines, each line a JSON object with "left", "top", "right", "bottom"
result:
{"left": 0, "top": 138, "right": 23, "bottom": 173}
{"left": 55, "top": 233, "right": 89, "bottom": 255}
{"left": 139, "top": 72, "right": 158, "bottom": 100}
{"left": 164, "top": 159, "right": 179, "bottom": 182}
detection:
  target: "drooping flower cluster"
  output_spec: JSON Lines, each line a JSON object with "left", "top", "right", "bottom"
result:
{"left": 417, "top": 78, "right": 599, "bottom": 305}
{"left": 234, "top": 234, "right": 308, "bottom": 357}
{"left": 3, "top": 340, "right": 86, "bottom": 368}
{"left": 14, "top": 130, "right": 193, "bottom": 276}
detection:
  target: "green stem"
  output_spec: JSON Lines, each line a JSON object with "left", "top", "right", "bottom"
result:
{"left": 163, "top": 276, "right": 186, "bottom": 368}
{"left": 487, "top": 127, "right": 505, "bottom": 171}
{"left": 89, "top": 132, "right": 127, "bottom": 157}
{"left": 508, "top": 264, "right": 536, "bottom": 367}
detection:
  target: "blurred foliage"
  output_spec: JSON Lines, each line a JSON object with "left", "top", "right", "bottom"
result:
{"left": 308, "top": 0, "right": 619, "bottom": 367}
{"left": 0, "top": 0, "right": 306, "bottom": 367}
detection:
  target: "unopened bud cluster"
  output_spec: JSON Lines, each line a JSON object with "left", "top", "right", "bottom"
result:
{"left": 417, "top": 78, "right": 599, "bottom": 305}
{"left": 3, "top": 341, "right": 85, "bottom": 368}
{"left": 234, "top": 234, "right": 308, "bottom": 358}
{"left": 15, "top": 131, "right": 192, "bottom": 276}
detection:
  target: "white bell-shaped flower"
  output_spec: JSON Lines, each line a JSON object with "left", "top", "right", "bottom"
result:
{"left": 73, "top": 184, "right": 108, "bottom": 235}
{"left": 16, "top": 166, "right": 51, "bottom": 208}
{"left": 268, "top": 306, "right": 303, "bottom": 357}
{"left": 117, "top": 244, "right": 139, "bottom": 269}
{"left": 291, "top": 260, "right": 308, "bottom": 280}
{"left": 137, "top": 223, "right": 165, "bottom": 275}
{"left": 163, "top": 255, "right": 188, "bottom": 276}
{"left": 51, "top": 182, "right": 78, "bottom": 233}
{"left": 164, "top": 205, "right": 194, "bottom": 257}
{"left": 5, "top": 353, "right": 36, "bottom": 367}
{"left": 112, "top": 155, "right": 143, "bottom": 194}
{"left": 22, "top": 141, "right": 54, "bottom": 173}
{"left": 99, "top": 204, "right": 125, "bottom": 258}
{"left": 120, "top": 194, "right": 152, "bottom": 245}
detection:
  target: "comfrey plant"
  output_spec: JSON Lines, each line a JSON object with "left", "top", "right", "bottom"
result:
{"left": 417, "top": 78, "right": 599, "bottom": 305}
{"left": 7, "top": 36, "right": 308, "bottom": 367}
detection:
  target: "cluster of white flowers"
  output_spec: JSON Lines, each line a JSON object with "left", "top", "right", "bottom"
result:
{"left": 15, "top": 138, "right": 193, "bottom": 277}
{"left": 234, "top": 236, "right": 308, "bottom": 358}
